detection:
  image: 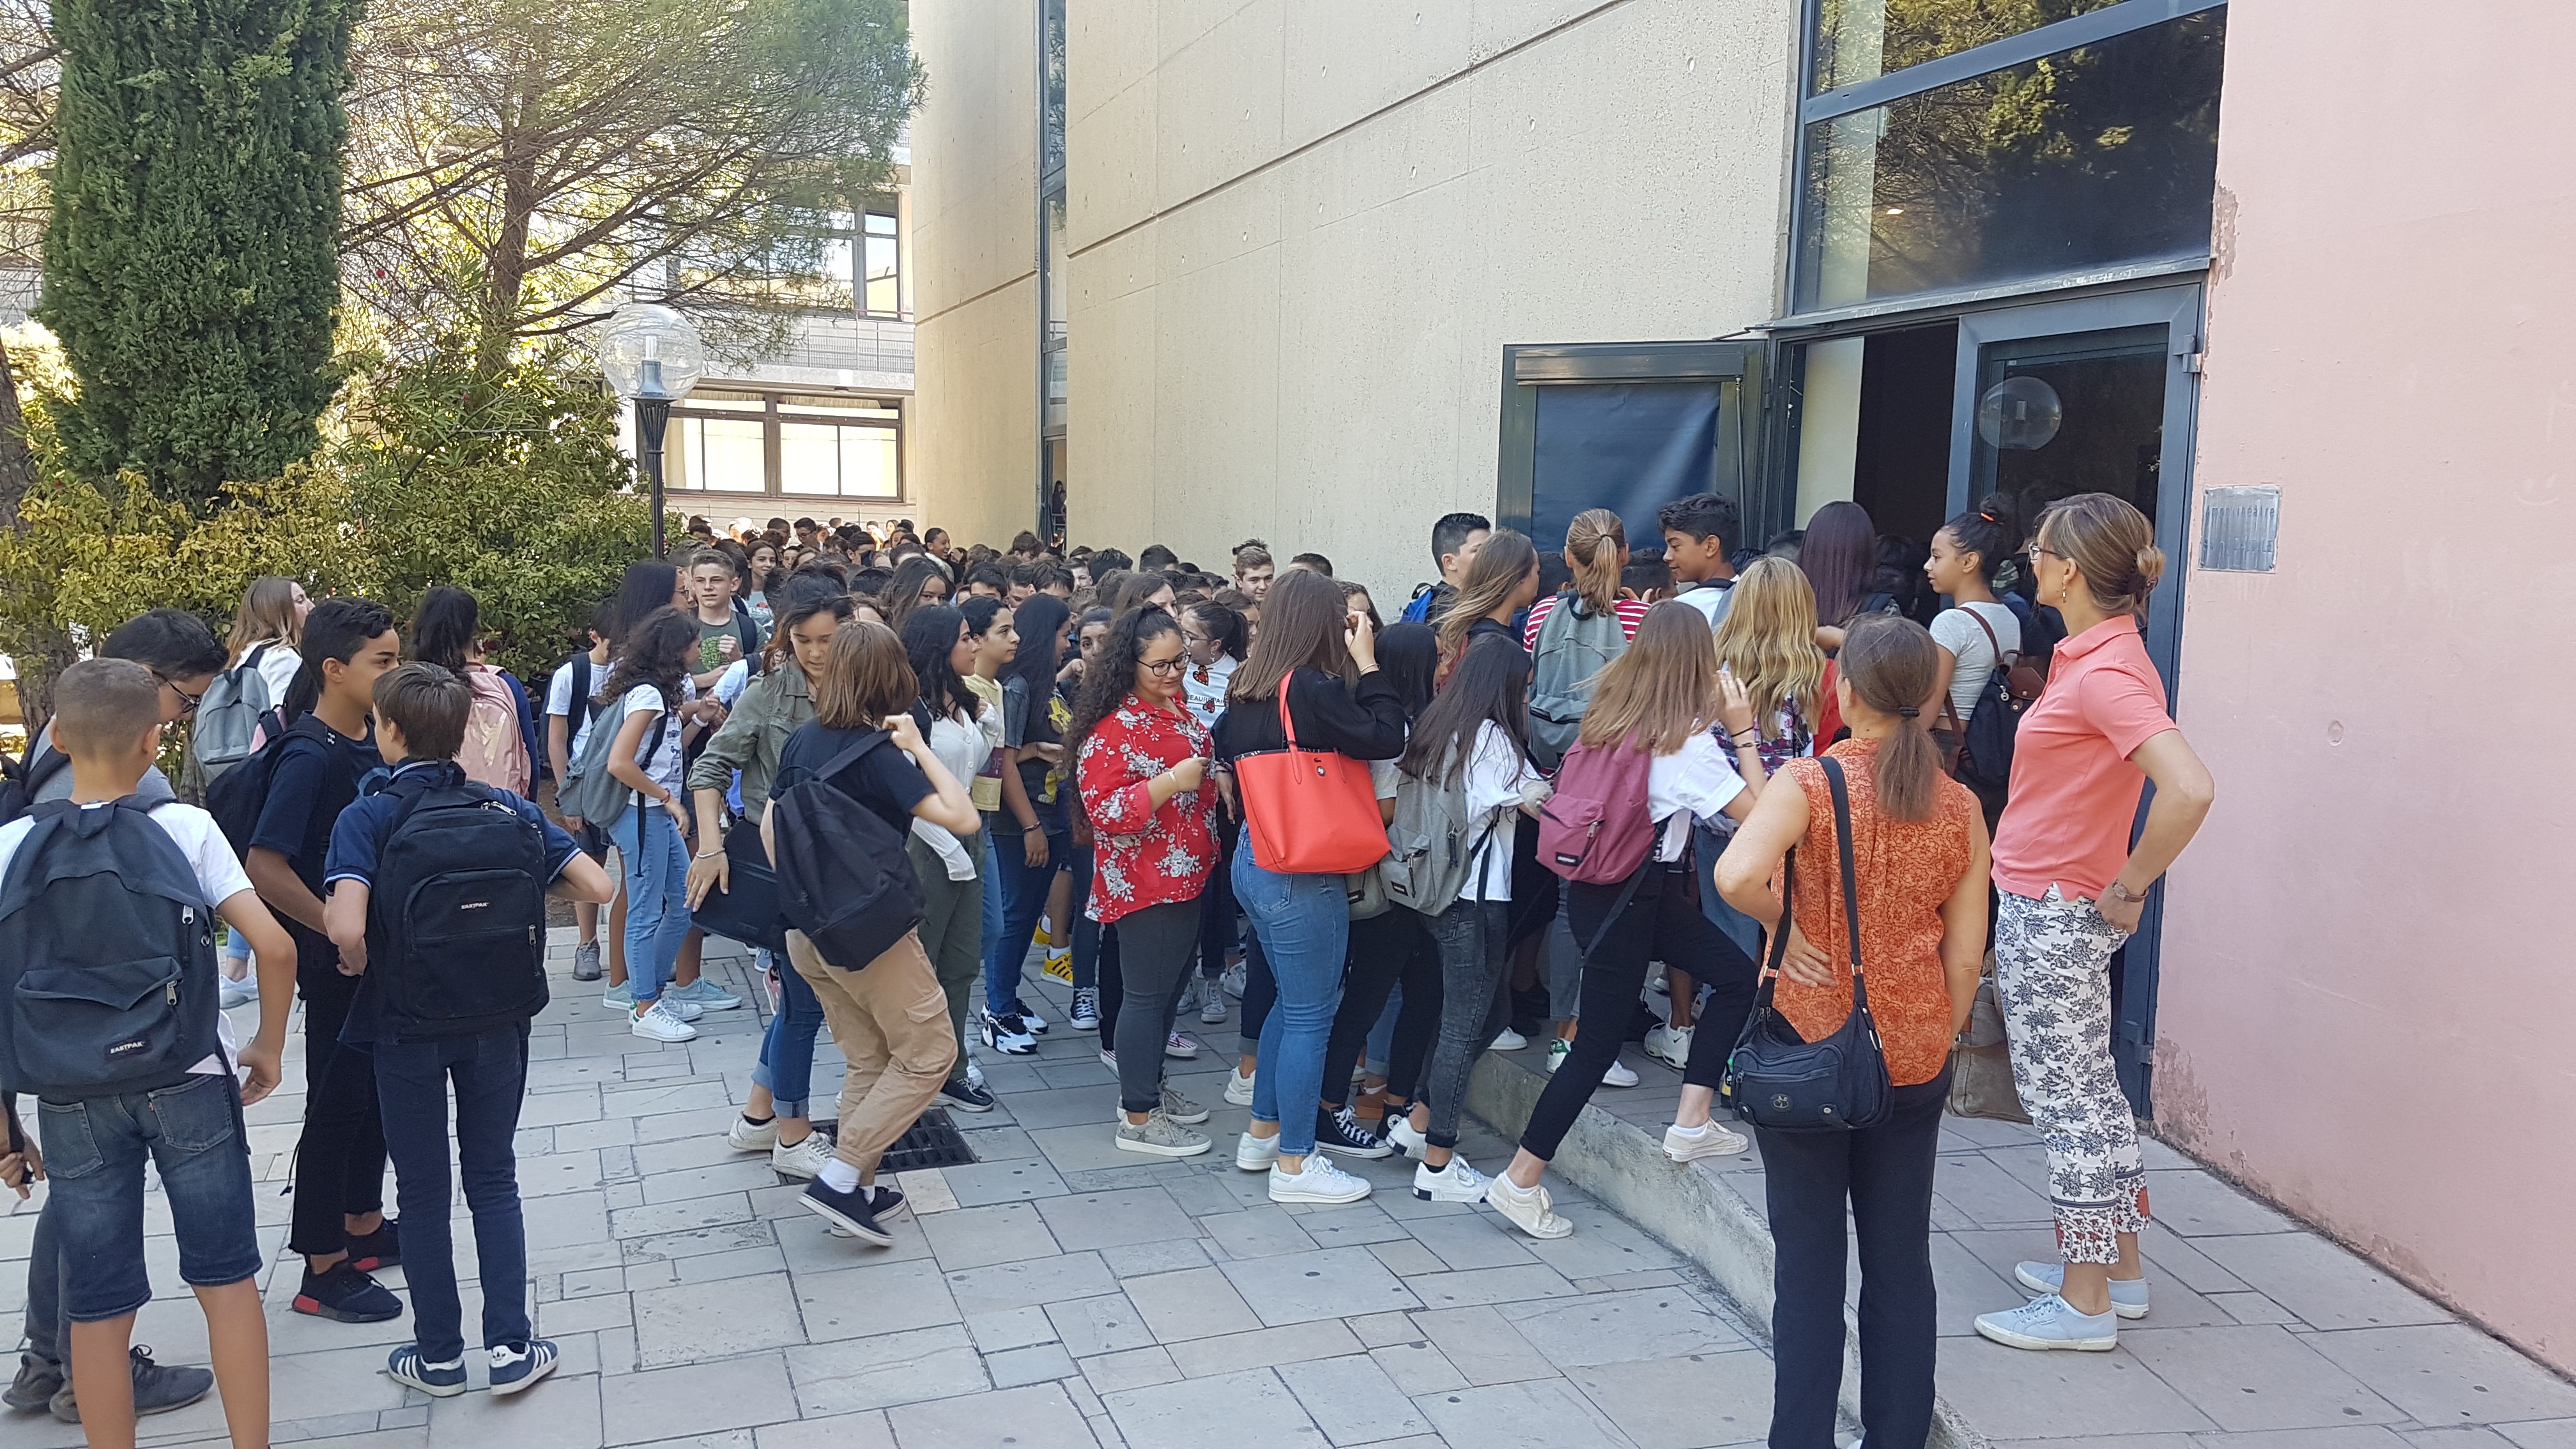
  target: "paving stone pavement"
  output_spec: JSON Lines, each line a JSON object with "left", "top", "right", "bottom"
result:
{"left": 6, "top": 930, "right": 2573, "bottom": 1449}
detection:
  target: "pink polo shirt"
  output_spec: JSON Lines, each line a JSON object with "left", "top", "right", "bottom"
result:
{"left": 1991, "top": 615, "right": 2174, "bottom": 900}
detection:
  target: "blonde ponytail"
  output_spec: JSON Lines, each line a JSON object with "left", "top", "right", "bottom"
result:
{"left": 1563, "top": 509, "right": 1626, "bottom": 615}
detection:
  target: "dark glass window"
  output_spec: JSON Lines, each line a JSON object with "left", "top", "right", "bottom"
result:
{"left": 1811, "top": 0, "right": 2131, "bottom": 93}
{"left": 1796, "top": 9, "right": 2224, "bottom": 311}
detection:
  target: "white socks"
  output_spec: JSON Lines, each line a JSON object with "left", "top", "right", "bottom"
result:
{"left": 818, "top": 1157, "right": 861, "bottom": 1193}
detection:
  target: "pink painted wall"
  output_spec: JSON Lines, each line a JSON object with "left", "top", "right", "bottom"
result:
{"left": 2156, "top": 1, "right": 2576, "bottom": 1373}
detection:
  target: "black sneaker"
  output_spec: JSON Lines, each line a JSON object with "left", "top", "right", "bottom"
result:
{"left": 45, "top": 1347, "right": 213, "bottom": 1424}
{"left": 6, "top": 1354, "right": 63, "bottom": 1411}
{"left": 801, "top": 1178, "right": 893, "bottom": 1245}
{"left": 938, "top": 1077, "right": 997, "bottom": 1112}
{"left": 1315, "top": 1105, "right": 1394, "bottom": 1159}
{"left": 346, "top": 1219, "right": 402, "bottom": 1272}
{"left": 980, "top": 1010, "right": 1038, "bottom": 1055}
{"left": 293, "top": 1264, "right": 404, "bottom": 1323}
{"left": 822, "top": 1184, "right": 908, "bottom": 1238}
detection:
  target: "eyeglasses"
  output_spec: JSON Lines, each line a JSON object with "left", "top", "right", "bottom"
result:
{"left": 1139, "top": 657, "right": 1188, "bottom": 677}
{"left": 157, "top": 673, "right": 206, "bottom": 717}
{"left": 2025, "top": 545, "right": 2066, "bottom": 564}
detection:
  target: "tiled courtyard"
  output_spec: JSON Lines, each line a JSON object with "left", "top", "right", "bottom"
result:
{"left": 8, "top": 930, "right": 2576, "bottom": 1449}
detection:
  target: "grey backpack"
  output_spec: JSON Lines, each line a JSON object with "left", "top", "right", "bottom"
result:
{"left": 558, "top": 699, "right": 662, "bottom": 832}
{"left": 1379, "top": 750, "right": 1508, "bottom": 920}
{"left": 1527, "top": 595, "right": 1628, "bottom": 771}
{"left": 192, "top": 643, "right": 279, "bottom": 782}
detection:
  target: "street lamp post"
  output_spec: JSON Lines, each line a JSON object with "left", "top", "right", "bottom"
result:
{"left": 595, "top": 303, "right": 707, "bottom": 556}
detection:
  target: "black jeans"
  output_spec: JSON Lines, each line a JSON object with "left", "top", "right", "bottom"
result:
{"left": 1416, "top": 898, "right": 1514, "bottom": 1150}
{"left": 1111, "top": 900, "right": 1199, "bottom": 1112}
{"left": 1760, "top": 1071, "right": 1952, "bottom": 1449}
{"left": 1234, "top": 930, "right": 1275, "bottom": 1057}
{"left": 376, "top": 1025, "right": 534, "bottom": 1362}
{"left": 1195, "top": 829, "right": 1239, "bottom": 979}
{"left": 1321, "top": 906, "right": 1441, "bottom": 1111}
{"left": 291, "top": 974, "right": 387, "bottom": 1259}
{"left": 1518, "top": 854, "right": 1755, "bottom": 1162}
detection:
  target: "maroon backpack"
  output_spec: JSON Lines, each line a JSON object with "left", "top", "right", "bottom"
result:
{"left": 1536, "top": 733, "right": 1655, "bottom": 884}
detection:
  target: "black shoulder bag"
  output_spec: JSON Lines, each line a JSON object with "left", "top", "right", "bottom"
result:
{"left": 1719, "top": 757, "right": 1894, "bottom": 1132}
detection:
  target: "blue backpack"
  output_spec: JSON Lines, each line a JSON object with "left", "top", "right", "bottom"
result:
{"left": 0, "top": 799, "right": 222, "bottom": 1099}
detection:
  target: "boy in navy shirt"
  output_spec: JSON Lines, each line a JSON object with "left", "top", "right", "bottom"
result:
{"left": 325, "top": 664, "right": 615, "bottom": 1397}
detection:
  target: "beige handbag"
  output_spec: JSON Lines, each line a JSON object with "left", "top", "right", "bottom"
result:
{"left": 1946, "top": 952, "right": 2030, "bottom": 1123}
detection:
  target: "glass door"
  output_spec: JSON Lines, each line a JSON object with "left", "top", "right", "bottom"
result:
{"left": 1945, "top": 284, "right": 2202, "bottom": 1112}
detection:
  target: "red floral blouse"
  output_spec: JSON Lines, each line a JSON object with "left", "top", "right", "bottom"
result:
{"left": 1075, "top": 694, "right": 1216, "bottom": 924}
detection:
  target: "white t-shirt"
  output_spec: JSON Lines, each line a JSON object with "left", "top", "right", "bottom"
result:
{"left": 1646, "top": 732, "right": 1747, "bottom": 861}
{"left": 1674, "top": 578, "right": 1736, "bottom": 631}
{"left": 1457, "top": 721, "right": 1542, "bottom": 902}
{"left": 546, "top": 654, "right": 610, "bottom": 758}
{"left": 1929, "top": 602, "right": 2023, "bottom": 724}
{"left": 618, "top": 681, "right": 694, "bottom": 798}
{"left": 1182, "top": 656, "right": 1236, "bottom": 732}
{"left": 0, "top": 801, "right": 248, "bottom": 1075}
{"left": 911, "top": 707, "right": 985, "bottom": 882}
{"left": 245, "top": 639, "right": 303, "bottom": 705}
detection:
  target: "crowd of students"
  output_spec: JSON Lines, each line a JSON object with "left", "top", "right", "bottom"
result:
{"left": 0, "top": 494, "right": 2213, "bottom": 1449}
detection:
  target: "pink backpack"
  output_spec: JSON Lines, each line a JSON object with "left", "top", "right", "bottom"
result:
{"left": 1535, "top": 734, "right": 1655, "bottom": 884}
{"left": 457, "top": 666, "right": 532, "bottom": 795}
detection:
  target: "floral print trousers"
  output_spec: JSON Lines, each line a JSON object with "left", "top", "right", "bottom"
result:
{"left": 1994, "top": 885, "right": 2150, "bottom": 1264}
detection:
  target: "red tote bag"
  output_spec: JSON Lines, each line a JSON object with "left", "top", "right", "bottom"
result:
{"left": 1232, "top": 675, "right": 1390, "bottom": 875}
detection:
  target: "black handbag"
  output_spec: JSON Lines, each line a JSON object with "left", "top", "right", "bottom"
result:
{"left": 689, "top": 813, "right": 789, "bottom": 954}
{"left": 1719, "top": 757, "right": 1894, "bottom": 1133}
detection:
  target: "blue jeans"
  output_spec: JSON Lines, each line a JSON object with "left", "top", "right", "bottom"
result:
{"left": 1235, "top": 828, "right": 1349, "bottom": 1156}
{"left": 753, "top": 947, "right": 825, "bottom": 1117}
{"left": 374, "top": 1027, "right": 533, "bottom": 1362}
{"left": 621, "top": 805, "right": 691, "bottom": 1005}
{"left": 36, "top": 1073, "right": 261, "bottom": 1322}
{"left": 982, "top": 797, "right": 1069, "bottom": 1016}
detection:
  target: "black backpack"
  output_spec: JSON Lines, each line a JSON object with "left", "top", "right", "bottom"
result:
{"left": 0, "top": 799, "right": 221, "bottom": 1099}
{"left": 768, "top": 732, "right": 922, "bottom": 972}
{"left": 204, "top": 713, "right": 332, "bottom": 858}
{"left": 363, "top": 767, "right": 552, "bottom": 1038}
{"left": 1954, "top": 608, "right": 2045, "bottom": 799}
{"left": 0, "top": 736, "right": 70, "bottom": 828}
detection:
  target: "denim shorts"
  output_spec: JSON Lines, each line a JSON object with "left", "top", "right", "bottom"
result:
{"left": 36, "top": 1073, "right": 262, "bottom": 1321}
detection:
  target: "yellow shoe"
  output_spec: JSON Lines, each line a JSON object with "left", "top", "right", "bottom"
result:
{"left": 1043, "top": 949, "right": 1074, "bottom": 983}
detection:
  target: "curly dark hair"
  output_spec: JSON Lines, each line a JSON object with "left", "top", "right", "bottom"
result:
{"left": 594, "top": 608, "right": 697, "bottom": 711}
{"left": 1066, "top": 605, "right": 1183, "bottom": 756}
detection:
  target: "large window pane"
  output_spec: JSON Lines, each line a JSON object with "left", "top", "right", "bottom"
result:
{"left": 864, "top": 211, "right": 900, "bottom": 316}
{"left": 778, "top": 422, "right": 843, "bottom": 494}
{"left": 839, "top": 428, "right": 900, "bottom": 499}
{"left": 681, "top": 416, "right": 766, "bottom": 493}
{"left": 1797, "top": 10, "right": 2223, "bottom": 310}
{"left": 1811, "top": 0, "right": 2131, "bottom": 93}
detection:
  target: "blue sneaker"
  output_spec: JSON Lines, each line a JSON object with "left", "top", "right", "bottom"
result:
{"left": 2014, "top": 1262, "right": 2150, "bottom": 1319}
{"left": 602, "top": 981, "right": 632, "bottom": 1011}
{"left": 1973, "top": 1294, "right": 2119, "bottom": 1352}
{"left": 486, "top": 1340, "right": 559, "bottom": 1395}
{"left": 385, "top": 1345, "right": 466, "bottom": 1397}
{"left": 668, "top": 978, "right": 744, "bottom": 1011}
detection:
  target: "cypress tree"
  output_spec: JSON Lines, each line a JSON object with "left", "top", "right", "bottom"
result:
{"left": 40, "top": 0, "right": 358, "bottom": 508}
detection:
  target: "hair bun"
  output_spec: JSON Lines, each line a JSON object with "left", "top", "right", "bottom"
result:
{"left": 2134, "top": 544, "right": 2167, "bottom": 591}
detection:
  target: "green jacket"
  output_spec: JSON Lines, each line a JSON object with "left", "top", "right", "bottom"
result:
{"left": 686, "top": 663, "right": 812, "bottom": 820}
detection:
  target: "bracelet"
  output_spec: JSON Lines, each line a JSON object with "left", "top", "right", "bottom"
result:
{"left": 694, "top": 849, "right": 722, "bottom": 860}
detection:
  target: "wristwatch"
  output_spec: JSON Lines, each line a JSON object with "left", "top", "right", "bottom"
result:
{"left": 2103, "top": 880, "right": 2147, "bottom": 905}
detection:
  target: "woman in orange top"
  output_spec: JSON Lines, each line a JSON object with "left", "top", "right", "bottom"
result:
{"left": 1716, "top": 614, "right": 1988, "bottom": 1449}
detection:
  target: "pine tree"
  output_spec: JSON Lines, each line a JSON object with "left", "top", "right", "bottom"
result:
{"left": 38, "top": 0, "right": 357, "bottom": 507}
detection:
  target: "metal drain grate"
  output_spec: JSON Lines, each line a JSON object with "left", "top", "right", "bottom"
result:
{"left": 804, "top": 1108, "right": 978, "bottom": 1173}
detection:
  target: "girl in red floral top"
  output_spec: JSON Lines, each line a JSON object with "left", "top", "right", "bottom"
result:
{"left": 1069, "top": 606, "right": 1219, "bottom": 1158}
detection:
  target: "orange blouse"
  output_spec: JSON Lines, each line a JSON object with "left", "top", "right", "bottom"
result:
{"left": 1770, "top": 739, "right": 1975, "bottom": 1087}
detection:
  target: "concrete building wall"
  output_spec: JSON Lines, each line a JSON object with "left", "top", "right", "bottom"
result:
{"left": 1059, "top": 0, "right": 1796, "bottom": 596}
{"left": 2158, "top": 1, "right": 2576, "bottom": 1372}
{"left": 911, "top": 0, "right": 1043, "bottom": 549}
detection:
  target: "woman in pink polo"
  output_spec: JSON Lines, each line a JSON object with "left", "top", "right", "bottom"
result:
{"left": 1974, "top": 493, "right": 2216, "bottom": 1356}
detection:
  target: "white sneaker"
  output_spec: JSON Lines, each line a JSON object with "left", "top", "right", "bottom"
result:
{"left": 1662, "top": 1119, "right": 1750, "bottom": 1162}
{"left": 219, "top": 974, "right": 259, "bottom": 1010}
{"left": 1544, "top": 1038, "right": 1568, "bottom": 1073}
{"left": 1221, "top": 960, "right": 1247, "bottom": 999}
{"left": 1235, "top": 1131, "right": 1281, "bottom": 1172}
{"left": 1484, "top": 1174, "right": 1574, "bottom": 1239}
{"left": 1222, "top": 1066, "right": 1256, "bottom": 1106}
{"left": 1490, "top": 1027, "right": 1528, "bottom": 1052}
{"left": 638, "top": 995, "right": 703, "bottom": 1022}
{"left": 1163, "top": 1031, "right": 1199, "bottom": 1059}
{"left": 1384, "top": 1114, "right": 1428, "bottom": 1161}
{"left": 630, "top": 1000, "right": 697, "bottom": 1042}
{"left": 770, "top": 1133, "right": 836, "bottom": 1180}
{"left": 1643, "top": 1024, "right": 1694, "bottom": 1071}
{"left": 1199, "top": 981, "right": 1229, "bottom": 1025}
{"left": 1603, "top": 1055, "right": 1639, "bottom": 1088}
{"left": 1270, "top": 1156, "right": 1372, "bottom": 1204}
{"left": 2015, "top": 1262, "right": 2151, "bottom": 1320}
{"left": 1973, "top": 1294, "right": 2119, "bottom": 1351}
{"left": 726, "top": 1114, "right": 779, "bottom": 1152}
{"left": 1413, "top": 1156, "right": 1487, "bottom": 1202}
{"left": 1116, "top": 1108, "right": 1213, "bottom": 1158}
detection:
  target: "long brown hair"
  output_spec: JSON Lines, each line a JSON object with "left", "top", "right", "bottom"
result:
{"left": 1562, "top": 509, "right": 1626, "bottom": 615}
{"left": 1229, "top": 567, "right": 1354, "bottom": 703}
{"left": 227, "top": 576, "right": 303, "bottom": 661}
{"left": 1712, "top": 556, "right": 1826, "bottom": 739}
{"left": 1836, "top": 614, "right": 1942, "bottom": 822}
{"left": 2036, "top": 492, "right": 2165, "bottom": 619}
{"left": 1577, "top": 601, "right": 1721, "bottom": 755}
{"left": 1436, "top": 527, "right": 1538, "bottom": 663}
{"left": 811, "top": 620, "right": 919, "bottom": 728}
